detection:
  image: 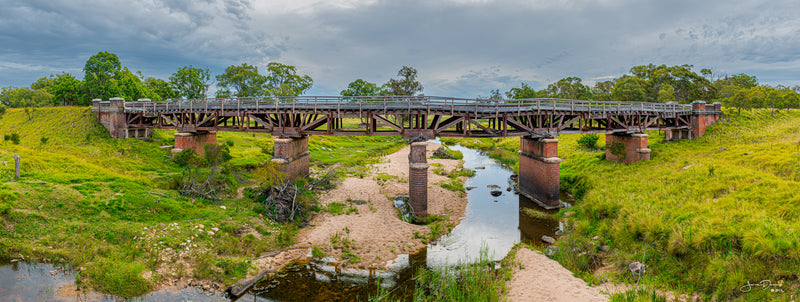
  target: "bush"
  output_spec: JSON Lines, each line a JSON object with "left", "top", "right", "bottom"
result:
{"left": 173, "top": 149, "right": 197, "bottom": 167}
{"left": 40, "top": 137, "right": 48, "bottom": 145}
{"left": 0, "top": 104, "right": 6, "bottom": 116}
{"left": 577, "top": 133, "right": 600, "bottom": 149}
{"left": 9, "top": 133, "right": 19, "bottom": 145}
{"left": 204, "top": 143, "right": 232, "bottom": 165}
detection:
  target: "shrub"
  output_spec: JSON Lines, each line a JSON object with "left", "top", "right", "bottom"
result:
{"left": 173, "top": 149, "right": 197, "bottom": 167}
{"left": 204, "top": 143, "right": 232, "bottom": 165}
{"left": 9, "top": 133, "right": 19, "bottom": 145}
{"left": 0, "top": 104, "right": 6, "bottom": 116}
{"left": 577, "top": 133, "right": 600, "bottom": 149}
{"left": 40, "top": 137, "right": 49, "bottom": 145}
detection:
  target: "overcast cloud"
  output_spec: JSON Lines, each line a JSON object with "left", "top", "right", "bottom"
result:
{"left": 1, "top": 0, "right": 798, "bottom": 97}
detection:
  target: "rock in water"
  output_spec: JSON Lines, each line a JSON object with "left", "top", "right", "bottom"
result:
{"left": 541, "top": 235, "right": 556, "bottom": 244}
{"left": 490, "top": 190, "right": 502, "bottom": 197}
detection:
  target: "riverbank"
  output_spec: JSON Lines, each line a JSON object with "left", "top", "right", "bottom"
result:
{"left": 447, "top": 109, "right": 800, "bottom": 301}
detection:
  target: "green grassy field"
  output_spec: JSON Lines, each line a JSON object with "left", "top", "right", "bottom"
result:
{"left": 445, "top": 109, "right": 800, "bottom": 301}
{"left": 0, "top": 107, "right": 404, "bottom": 297}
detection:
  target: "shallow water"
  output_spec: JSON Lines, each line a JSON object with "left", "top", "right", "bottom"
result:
{"left": 0, "top": 142, "right": 562, "bottom": 302}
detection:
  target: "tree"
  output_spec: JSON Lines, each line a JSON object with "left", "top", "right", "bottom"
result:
{"left": 83, "top": 51, "right": 122, "bottom": 100}
{"left": 340, "top": 79, "right": 383, "bottom": 97}
{"left": 117, "top": 68, "right": 158, "bottom": 102}
{"left": 170, "top": 66, "right": 211, "bottom": 99}
{"left": 657, "top": 84, "right": 676, "bottom": 103}
{"left": 264, "top": 62, "right": 313, "bottom": 96}
{"left": 144, "top": 77, "right": 177, "bottom": 101}
{"left": 216, "top": 63, "right": 267, "bottom": 98}
{"left": 593, "top": 80, "right": 615, "bottom": 101}
{"left": 385, "top": 66, "right": 423, "bottom": 96}
{"left": 611, "top": 76, "right": 647, "bottom": 102}
{"left": 505, "top": 82, "right": 538, "bottom": 99}
{"left": 50, "top": 73, "right": 84, "bottom": 105}
{"left": 482, "top": 89, "right": 503, "bottom": 100}
{"left": 544, "top": 77, "right": 593, "bottom": 100}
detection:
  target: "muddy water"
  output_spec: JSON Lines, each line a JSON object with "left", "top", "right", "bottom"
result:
{"left": 0, "top": 142, "right": 561, "bottom": 301}
{"left": 0, "top": 259, "right": 229, "bottom": 301}
{"left": 251, "top": 142, "right": 561, "bottom": 301}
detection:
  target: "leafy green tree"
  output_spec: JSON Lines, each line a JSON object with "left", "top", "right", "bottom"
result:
{"left": 505, "top": 82, "right": 539, "bottom": 99}
{"left": 385, "top": 66, "right": 423, "bottom": 96}
{"left": 264, "top": 62, "right": 313, "bottom": 96}
{"left": 611, "top": 76, "right": 647, "bottom": 102}
{"left": 50, "top": 73, "right": 84, "bottom": 105}
{"left": 117, "top": 68, "right": 158, "bottom": 102}
{"left": 657, "top": 84, "right": 676, "bottom": 103}
{"left": 340, "top": 79, "right": 383, "bottom": 97}
{"left": 83, "top": 51, "right": 122, "bottom": 100}
{"left": 144, "top": 77, "right": 177, "bottom": 101}
{"left": 482, "top": 89, "right": 503, "bottom": 99}
{"left": 31, "top": 76, "right": 55, "bottom": 91}
{"left": 593, "top": 80, "right": 615, "bottom": 101}
{"left": 544, "top": 77, "right": 593, "bottom": 100}
{"left": 170, "top": 66, "right": 211, "bottom": 99}
{"left": 0, "top": 87, "right": 52, "bottom": 108}
{"left": 216, "top": 63, "right": 267, "bottom": 98}
{"left": 715, "top": 73, "right": 758, "bottom": 89}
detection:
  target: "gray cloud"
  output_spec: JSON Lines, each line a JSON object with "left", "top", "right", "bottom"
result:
{"left": 0, "top": 0, "right": 798, "bottom": 96}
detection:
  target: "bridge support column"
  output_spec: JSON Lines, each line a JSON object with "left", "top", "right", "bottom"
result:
{"left": 408, "top": 142, "right": 428, "bottom": 218}
{"left": 518, "top": 137, "right": 562, "bottom": 209}
{"left": 691, "top": 101, "right": 708, "bottom": 139}
{"left": 91, "top": 97, "right": 127, "bottom": 138}
{"left": 271, "top": 137, "right": 310, "bottom": 179}
{"left": 174, "top": 131, "right": 217, "bottom": 156}
{"left": 605, "top": 133, "right": 650, "bottom": 164}
{"left": 664, "top": 129, "right": 690, "bottom": 141}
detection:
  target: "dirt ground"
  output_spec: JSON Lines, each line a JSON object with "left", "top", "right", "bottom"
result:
{"left": 507, "top": 248, "right": 611, "bottom": 302}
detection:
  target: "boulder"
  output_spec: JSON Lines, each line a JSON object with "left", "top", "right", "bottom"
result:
{"left": 541, "top": 235, "right": 556, "bottom": 244}
{"left": 629, "top": 261, "right": 646, "bottom": 275}
{"left": 544, "top": 246, "right": 558, "bottom": 258}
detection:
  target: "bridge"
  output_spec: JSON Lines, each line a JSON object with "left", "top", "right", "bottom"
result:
{"left": 92, "top": 96, "right": 722, "bottom": 214}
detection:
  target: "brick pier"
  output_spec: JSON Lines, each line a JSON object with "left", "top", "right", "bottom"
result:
{"left": 518, "top": 137, "right": 562, "bottom": 209}
{"left": 173, "top": 131, "right": 217, "bottom": 156}
{"left": 271, "top": 136, "right": 310, "bottom": 179}
{"left": 408, "top": 142, "right": 429, "bottom": 217}
{"left": 605, "top": 133, "right": 650, "bottom": 164}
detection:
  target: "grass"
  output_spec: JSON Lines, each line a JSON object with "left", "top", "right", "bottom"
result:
{"left": 370, "top": 246, "right": 514, "bottom": 302}
{"left": 444, "top": 109, "right": 800, "bottom": 301}
{"left": 0, "top": 108, "right": 407, "bottom": 297}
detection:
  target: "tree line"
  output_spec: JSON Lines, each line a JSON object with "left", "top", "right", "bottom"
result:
{"left": 1, "top": 52, "right": 798, "bottom": 112}
{"left": 496, "top": 64, "right": 800, "bottom": 111}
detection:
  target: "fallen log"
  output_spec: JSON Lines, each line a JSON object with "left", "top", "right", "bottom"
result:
{"left": 225, "top": 269, "right": 276, "bottom": 300}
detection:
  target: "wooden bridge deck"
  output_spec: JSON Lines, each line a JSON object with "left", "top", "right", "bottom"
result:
{"left": 99, "top": 96, "right": 718, "bottom": 139}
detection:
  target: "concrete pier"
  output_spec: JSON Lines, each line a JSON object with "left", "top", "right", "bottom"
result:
{"left": 518, "top": 137, "right": 562, "bottom": 209}
{"left": 408, "top": 142, "right": 429, "bottom": 217}
{"left": 271, "top": 136, "right": 310, "bottom": 179}
{"left": 605, "top": 133, "right": 650, "bottom": 164}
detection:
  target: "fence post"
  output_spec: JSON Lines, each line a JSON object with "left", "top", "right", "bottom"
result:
{"left": 14, "top": 154, "right": 20, "bottom": 180}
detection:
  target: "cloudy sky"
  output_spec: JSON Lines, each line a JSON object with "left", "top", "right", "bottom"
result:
{"left": 1, "top": 0, "right": 799, "bottom": 97}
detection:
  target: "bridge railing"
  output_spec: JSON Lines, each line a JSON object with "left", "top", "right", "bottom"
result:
{"left": 124, "top": 96, "right": 694, "bottom": 115}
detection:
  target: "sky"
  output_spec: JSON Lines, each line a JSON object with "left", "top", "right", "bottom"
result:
{"left": 1, "top": 0, "right": 799, "bottom": 98}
